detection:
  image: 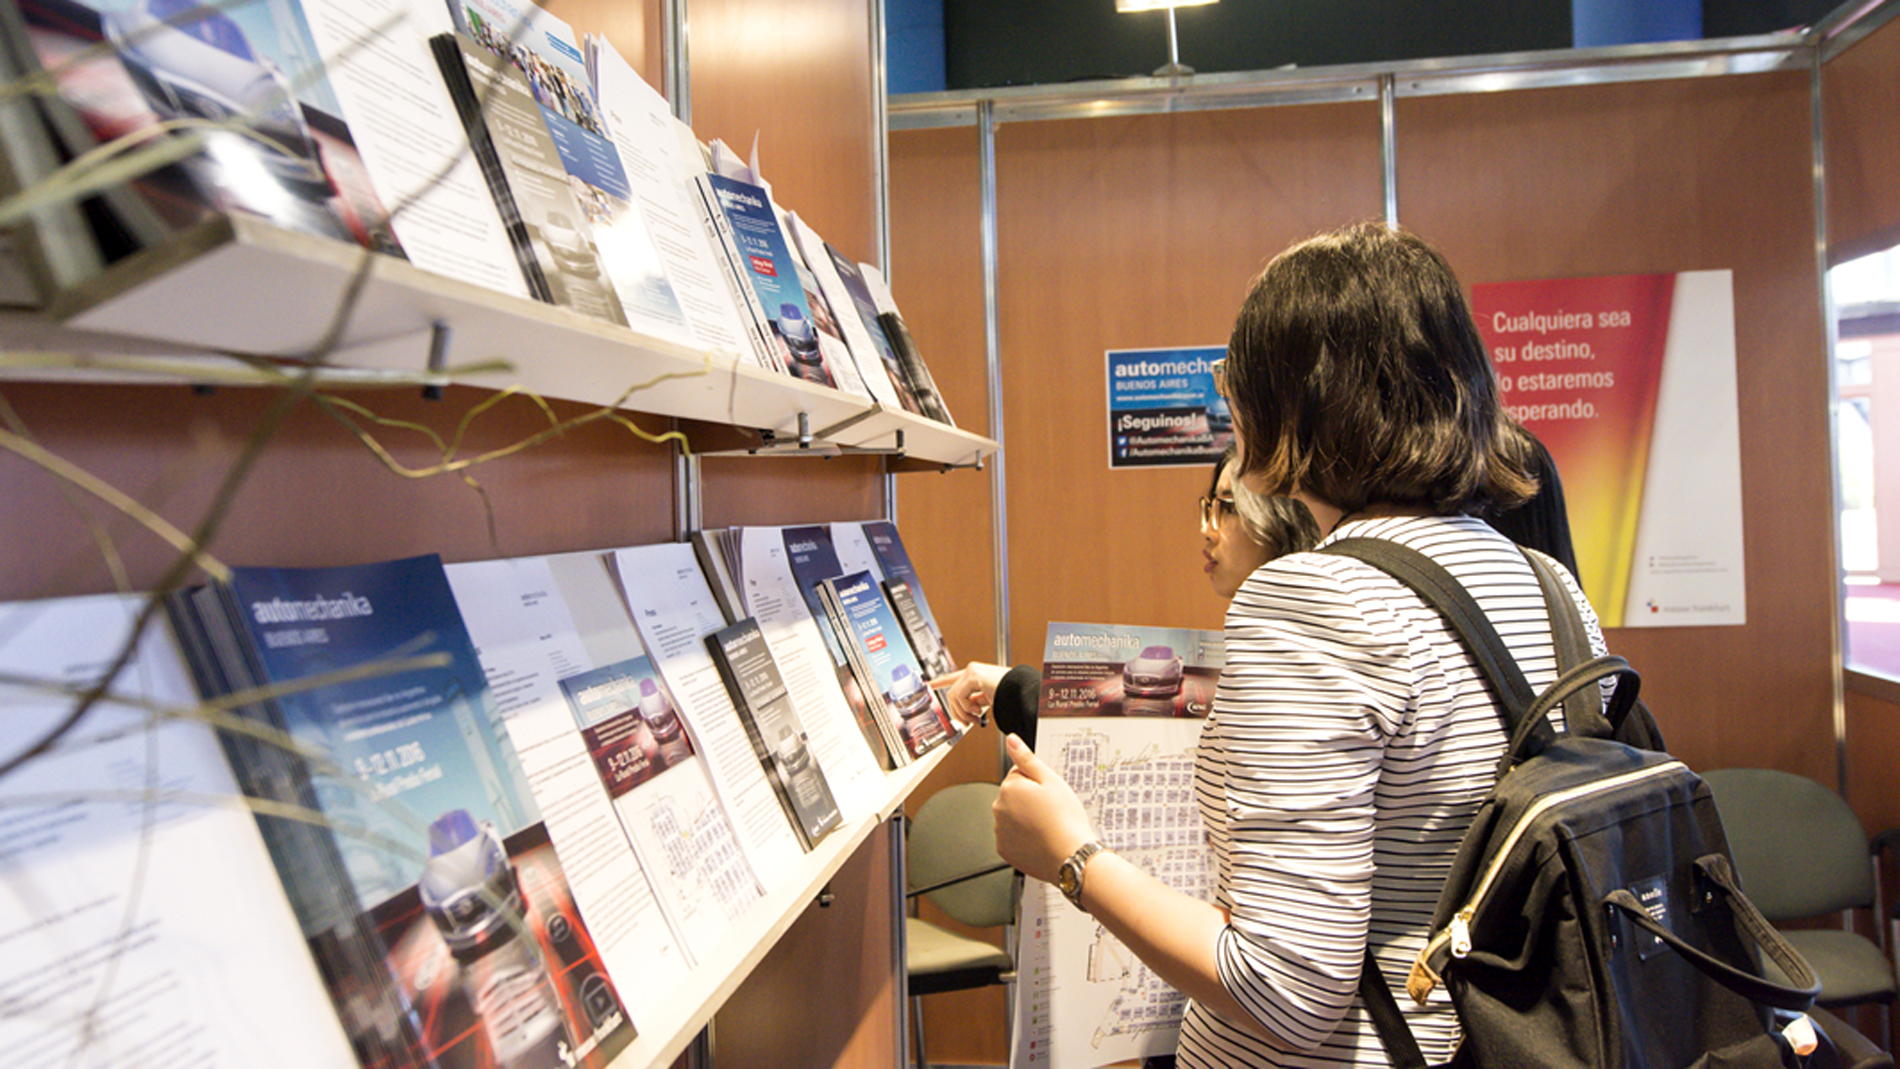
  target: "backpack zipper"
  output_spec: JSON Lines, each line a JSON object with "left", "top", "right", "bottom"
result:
{"left": 1424, "top": 758, "right": 1689, "bottom": 967}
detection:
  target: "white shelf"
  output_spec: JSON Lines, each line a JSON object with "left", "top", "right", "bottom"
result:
{"left": 18, "top": 212, "right": 995, "bottom": 469}
{"left": 615, "top": 741, "right": 954, "bottom": 1069}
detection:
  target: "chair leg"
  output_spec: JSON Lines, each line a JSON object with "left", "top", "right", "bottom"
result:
{"left": 911, "top": 993, "right": 928, "bottom": 1069}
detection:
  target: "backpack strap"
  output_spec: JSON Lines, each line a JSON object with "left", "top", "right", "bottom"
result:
{"left": 1523, "top": 548, "right": 1652, "bottom": 745}
{"left": 1360, "top": 947, "right": 1429, "bottom": 1069}
{"left": 1522, "top": 548, "right": 1610, "bottom": 735}
{"left": 1325, "top": 536, "right": 1586, "bottom": 1069}
{"left": 1322, "top": 537, "right": 1558, "bottom": 765}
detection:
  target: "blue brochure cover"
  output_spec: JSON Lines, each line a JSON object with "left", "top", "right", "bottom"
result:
{"left": 219, "top": 554, "right": 632, "bottom": 1068}
{"left": 704, "top": 173, "right": 839, "bottom": 388}
{"left": 860, "top": 520, "right": 954, "bottom": 677}
{"left": 823, "top": 569, "right": 953, "bottom": 759}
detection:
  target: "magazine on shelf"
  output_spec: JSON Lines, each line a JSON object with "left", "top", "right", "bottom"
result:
{"left": 777, "top": 208, "right": 872, "bottom": 400}
{"left": 0, "top": 7, "right": 111, "bottom": 305}
{"left": 292, "top": 0, "right": 532, "bottom": 299}
{"left": 166, "top": 554, "right": 634, "bottom": 1068}
{"left": 784, "top": 212, "right": 908, "bottom": 410}
{"left": 704, "top": 616, "right": 843, "bottom": 850}
{"left": 432, "top": 31, "right": 607, "bottom": 315}
{"left": 883, "top": 578, "right": 953, "bottom": 682}
{"left": 826, "top": 520, "right": 953, "bottom": 681}
{"left": 738, "top": 524, "right": 900, "bottom": 771}
{"left": 608, "top": 541, "right": 835, "bottom": 863}
{"left": 690, "top": 527, "right": 745, "bottom": 623}
{"left": 6, "top": 0, "right": 404, "bottom": 264}
{"left": 615, "top": 540, "right": 884, "bottom": 825}
{"left": 443, "top": 549, "right": 748, "bottom": 993}
{"left": 1012, "top": 621, "right": 1224, "bottom": 1067}
{"left": 700, "top": 172, "right": 849, "bottom": 388}
{"left": 859, "top": 262, "right": 955, "bottom": 426}
{"left": 825, "top": 248, "right": 931, "bottom": 417}
{"left": 826, "top": 519, "right": 881, "bottom": 581}
{"left": 587, "top": 36, "right": 761, "bottom": 365}
{"left": 685, "top": 167, "right": 781, "bottom": 371}
{"left": 859, "top": 519, "right": 956, "bottom": 679}
{"left": 0, "top": 593, "right": 360, "bottom": 1066}
{"left": 814, "top": 569, "right": 956, "bottom": 762}
{"left": 449, "top": 0, "right": 694, "bottom": 344}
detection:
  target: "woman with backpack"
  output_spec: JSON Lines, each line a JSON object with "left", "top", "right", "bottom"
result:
{"left": 972, "top": 221, "right": 1599, "bottom": 1067}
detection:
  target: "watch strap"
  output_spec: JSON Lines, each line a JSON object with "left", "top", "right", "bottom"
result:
{"left": 1061, "top": 840, "right": 1107, "bottom": 911}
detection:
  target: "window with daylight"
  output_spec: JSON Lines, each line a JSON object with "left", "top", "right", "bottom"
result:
{"left": 1835, "top": 246, "right": 1900, "bottom": 679}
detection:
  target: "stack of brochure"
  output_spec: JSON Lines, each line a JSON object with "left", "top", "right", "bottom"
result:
{"left": 0, "top": 0, "right": 954, "bottom": 425}
{"left": 3, "top": 516, "right": 959, "bottom": 1064}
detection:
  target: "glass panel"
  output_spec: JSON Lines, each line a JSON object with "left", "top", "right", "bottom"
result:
{"left": 1835, "top": 249, "right": 1900, "bottom": 677}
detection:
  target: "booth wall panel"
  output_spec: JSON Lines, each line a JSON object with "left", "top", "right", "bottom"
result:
{"left": 0, "top": 383, "right": 677, "bottom": 600}
{"left": 685, "top": 0, "right": 879, "bottom": 263}
{"left": 888, "top": 123, "right": 1011, "bottom": 1066}
{"left": 1396, "top": 73, "right": 1834, "bottom": 783}
{"left": 990, "top": 104, "right": 1386, "bottom": 665}
{"left": 683, "top": 2, "right": 901, "bottom": 1063}
{"left": 890, "top": 124, "right": 1000, "bottom": 685}
{"left": 1823, "top": 16, "right": 1900, "bottom": 266}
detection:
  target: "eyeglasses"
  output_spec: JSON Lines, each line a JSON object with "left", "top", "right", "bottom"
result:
{"left": 1210, "top": 358, "right": 1228, "bottom": 398}
{"left": 1199, "top": 494, "right": 1238, "bottom": 532}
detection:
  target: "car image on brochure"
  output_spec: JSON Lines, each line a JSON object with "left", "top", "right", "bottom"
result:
{"left": 103, "top": 0, "right": 336, "bottom": 199}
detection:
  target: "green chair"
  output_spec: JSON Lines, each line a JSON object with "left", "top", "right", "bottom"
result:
{"left": 1702, "top": 768, "right": 1898, "bottom": 1014}
{"left": 906, "top": 781, "right": 1016, "bottom": 1069}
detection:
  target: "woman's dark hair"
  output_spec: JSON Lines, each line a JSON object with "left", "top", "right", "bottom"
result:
{"left": 1207, "top": 443, "right": 1322, "bottom": 559}
{"left": 1224, "top": 222, "right": 1535, "bottom": 515}
{"left": 1206, "top": 443, "right": 1239, "bottom": 500}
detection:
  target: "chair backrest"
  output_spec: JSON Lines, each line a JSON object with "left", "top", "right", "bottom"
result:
{"left": 1701, "top": 767, "right": 1873, "bottom": 921}
{"left": 908, "top": 781, "right": 1015, "bottom": 929}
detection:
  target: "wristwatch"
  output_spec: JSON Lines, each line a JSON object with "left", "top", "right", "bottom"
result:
{"left": 1057, "top": 840, "right": 1107, "bottom": 912}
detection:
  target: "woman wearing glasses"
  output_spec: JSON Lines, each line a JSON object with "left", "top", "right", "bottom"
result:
{"left": 974, "top": 222, "right": 1598, "bottom": 1068}
{"left": 1202, "top": 443, "right": 1320, "bottom": 604}
{"left": 933, "top": 448, "right": 1315, "bottom": 727}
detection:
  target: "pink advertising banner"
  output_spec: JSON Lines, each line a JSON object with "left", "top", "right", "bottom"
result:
{"left": 1472, "top": 271, "right": 1745, "bottom": 628}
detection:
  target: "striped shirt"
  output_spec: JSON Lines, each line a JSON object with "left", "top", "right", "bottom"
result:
{"left": 1178, "top": 514, "right": 1605, "bottom": 1068}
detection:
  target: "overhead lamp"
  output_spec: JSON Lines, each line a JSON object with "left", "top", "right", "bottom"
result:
{"left": 1115, "top": 0, "right": 1218, "bottom": 79}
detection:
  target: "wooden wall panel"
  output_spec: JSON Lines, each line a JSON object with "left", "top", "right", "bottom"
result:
{"left": 555, "top": 0, "right": 662, "bottom": 89}
{"left": 687, "top": 0, "right": 886, "bottom": 538}
{"left": 1824, "top": 16, "right": 1900, "bottom": 265}
{"left": 680, "top": 3, "right": 904, "bottom": 1065}
{"left": 685, "top": 0, "right": 879, "bottom": 263}
{"left": 1396, "top": 73, "right": 1833, "bottom": 781}
{"left": 890, "top": 125, "right": 996, "bottom": 674}
{"left": 0, "top": 382, "right": 676, "bottom": 599}
{"left": 889, "top": 124, "right": 1005, "bottom": 820}
{"left": 697, "top": 453, "right": 885, "bottom": 528}
{"left": 885, "top": 124, "right": 1012, "bottom": 1069}
{"left": 991, "top": 104, "right": 1386, "bottom": 667}
{"left": 711, "top": 829, "right": 899, "bottom": 1068}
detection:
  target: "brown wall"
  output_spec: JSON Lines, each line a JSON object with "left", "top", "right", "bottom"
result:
{"left": 1824, "top": 18, "right": 1900, "bottom": 266}
{"left": 1397, "top": 72, "right": 1836, "bottom": 782}
{"left": 0, "top": 0, "right": 921, "bottom": 1065}
{"left": 1826, "top": 18, "right": 1900, "bottom": 857}
{"left": 893, "top": 48, "right": 1860, "bottom": 1069}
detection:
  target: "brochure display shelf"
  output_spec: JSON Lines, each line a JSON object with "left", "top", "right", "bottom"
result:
{"left": 621, "top": 740, "right": 953, "bottom": 1069}
{"left": 8, "top": 210, "right": 996, "bottom": 469}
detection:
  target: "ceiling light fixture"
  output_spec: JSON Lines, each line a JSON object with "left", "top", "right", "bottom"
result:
{"left": 1115, "top": 0, "right": 1218, "bottom": 79}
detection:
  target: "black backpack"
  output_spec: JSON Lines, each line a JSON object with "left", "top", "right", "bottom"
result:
{"left": 1321, "top": 538, "right": 1822, "bottom": 1069}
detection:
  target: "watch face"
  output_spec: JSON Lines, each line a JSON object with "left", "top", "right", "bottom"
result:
{"left": 1058, "top": 865, "right": 1079, "bottom": 896}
